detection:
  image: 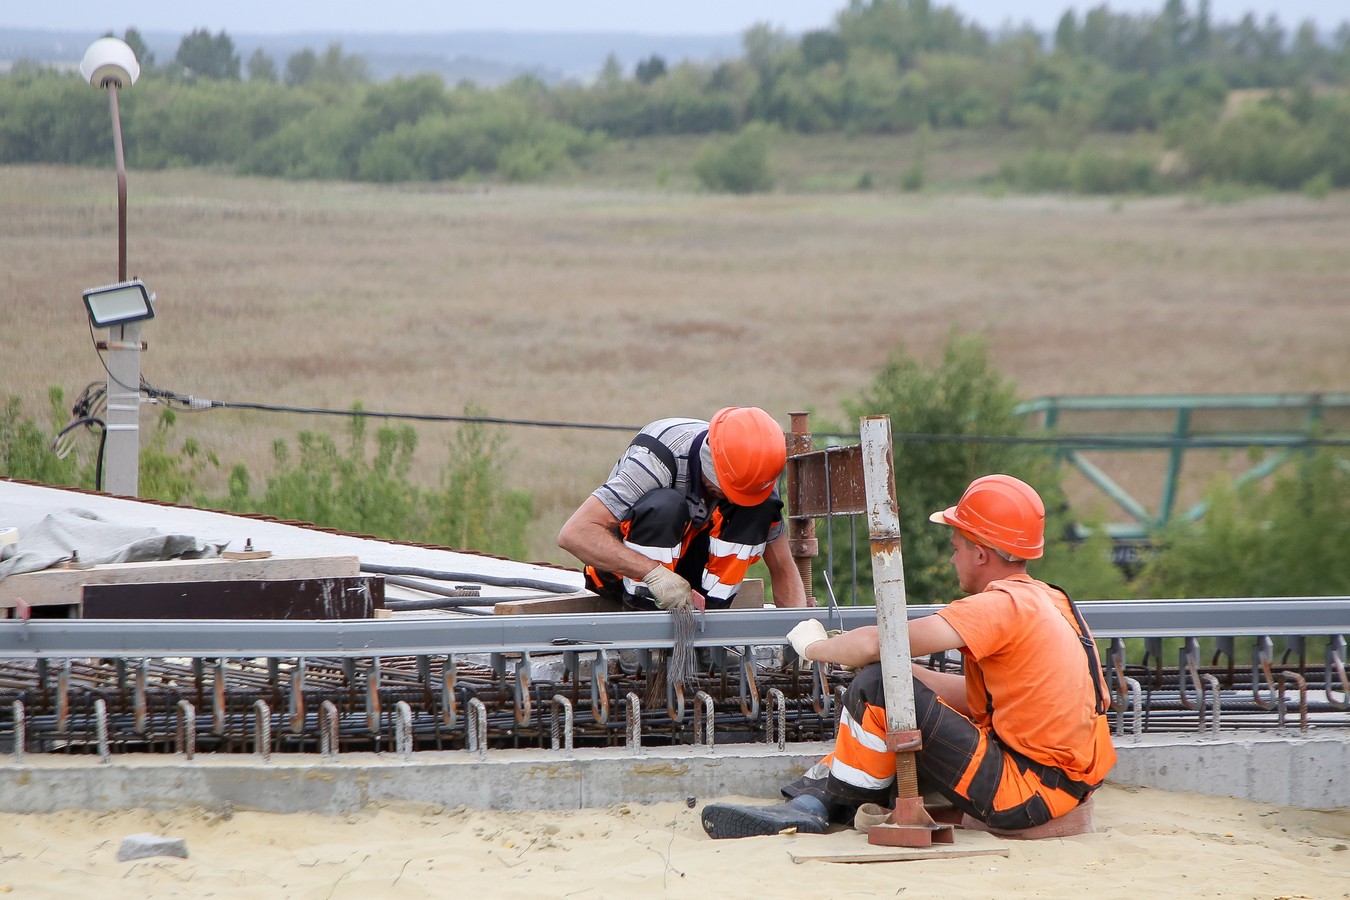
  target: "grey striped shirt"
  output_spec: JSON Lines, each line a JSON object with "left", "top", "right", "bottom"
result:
{"left": 593, "top": 417, "right": 783, "bottom": 541}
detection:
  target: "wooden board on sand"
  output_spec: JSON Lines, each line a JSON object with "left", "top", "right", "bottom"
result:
{"left": 787, "top": 830, "right": 1010, "bottom": 865}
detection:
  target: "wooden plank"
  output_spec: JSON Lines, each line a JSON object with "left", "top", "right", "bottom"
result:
{"left": 0, "top": 556, "right": 360, "bottom": 609}
{"left": 492, "top": 578, "right": 765, "bottom": 615}
{"left": 784, "top": 826, "right": 1010, "bottom": 864}
{"left": 82, "top": 576, "right": 383, "bottom": 620}
{"left": 790, "top": 845, "right": 1010, "bottom": 865}
{"left": 494, "top": 592, "right": 622, "bottom": 615}
{"left": 730, "top": 578, "right": 765, "bottom": 609}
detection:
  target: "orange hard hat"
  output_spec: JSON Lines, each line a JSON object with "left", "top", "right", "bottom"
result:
{"left": 928, "top": 474, "right": 1045, "bottom": 560}
{"left": 706, "top": 407, "right": 786, "bottom": 506}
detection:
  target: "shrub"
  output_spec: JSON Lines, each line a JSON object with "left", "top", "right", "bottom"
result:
{"left": 692, "top": 123, "right": 775, "bottom": 194}
{"left": 1071, "top": 149, "right": 1158, "bottom": 194}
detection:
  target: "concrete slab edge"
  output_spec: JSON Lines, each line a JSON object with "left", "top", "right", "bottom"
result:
{"left": 0, "top": 732, "right": 1344, "bottom": 815}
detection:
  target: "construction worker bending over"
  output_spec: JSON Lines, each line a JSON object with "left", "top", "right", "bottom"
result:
{"left": 702, "top": 474, "right": 1115, "bottom": 838}
{"left": 558, "top": 407, "right": 808, "bottom": 611}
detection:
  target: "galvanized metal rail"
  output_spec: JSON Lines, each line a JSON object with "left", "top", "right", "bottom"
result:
{"left": 0, "top": 598, "right": 1345, "bottom": 760}
{"left": 0, "top": 597, "right": 1346, "bottom": 657}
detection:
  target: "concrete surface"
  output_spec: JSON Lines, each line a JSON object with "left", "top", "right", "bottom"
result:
{"left": 1, "top": 731, "right": 1346, "bottom": 815}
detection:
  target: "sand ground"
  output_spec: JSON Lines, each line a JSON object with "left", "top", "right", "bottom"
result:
{"left": 0, "top": 784, "right": 1345, "bottom": 899}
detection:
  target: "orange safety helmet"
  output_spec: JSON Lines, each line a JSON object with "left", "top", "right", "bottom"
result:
{"left": 928, "top": 474, "right": 1045, "bottom": 560}
{"left": 706, "top": 407, "right": 787, "bottom": 506}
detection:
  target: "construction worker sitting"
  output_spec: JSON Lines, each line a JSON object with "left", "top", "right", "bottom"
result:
{"left": 558, "top": 407, "right": 808, "bottom": 611}
{"left": 701, "top": 474, "right": 1116, "bottom": 838}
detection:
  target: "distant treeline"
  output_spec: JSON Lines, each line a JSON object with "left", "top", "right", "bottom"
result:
{"left": 2, "top": 0, "right": 1348, "bottom": 192}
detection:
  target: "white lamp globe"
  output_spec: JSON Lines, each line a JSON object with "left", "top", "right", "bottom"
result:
{"left": 80, "top": 38, "right": 141, "bottom": 88}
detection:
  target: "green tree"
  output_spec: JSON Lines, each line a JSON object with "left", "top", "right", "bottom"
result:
{"left": 836, "top": 333, "right": 1061, "bottom": 604}
{"left": 284, "top": 48, "right": 319, "bottom": 87}
{"left": 634, "top": 54, "right": 668, "bottom": 84}
{"left": 174, "top": 28, "right": 241, "bottom": 80}
{"left": 314, "top": 43, "right": 370, "bottom": 86}
{"left": 247, "top": 49, "right": 278, "bottom": 82}
{"left": 1054, "top": 11, "right": 1081, "bottom": 56}
{"left": 121, "top": 28, "right": 156, "bottom": 70}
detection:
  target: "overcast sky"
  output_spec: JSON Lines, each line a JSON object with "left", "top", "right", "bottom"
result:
{"left": 6, "top": 1, "right": 1344, "bottom": 36}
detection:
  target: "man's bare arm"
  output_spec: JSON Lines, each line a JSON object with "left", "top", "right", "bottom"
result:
{"left": 799, "top": 613, "right": 965, "bottom": 668}
{"left": 763, "top": 534, "right": 809, "bottom": 608}
{"left": 557, "top": 495, "right": 658, "bottom": 581}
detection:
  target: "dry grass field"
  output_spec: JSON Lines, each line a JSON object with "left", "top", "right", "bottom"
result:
{"left": 3, "top": 159, "right": 1347, "bottom": 563}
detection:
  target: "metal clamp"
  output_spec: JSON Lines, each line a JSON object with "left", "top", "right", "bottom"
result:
{"left": 56, "top": 659, "right": 70, "bottom": 734}
{"left": 738, "top": 650, "right": 760, "bottom": 721}
{"left": 513, "top": 652, "right": 533, "bottom": 727}
{"left": 134, "top": 658, "right": 148, "bottom": 734}
{"left": 467, "top": 696, "right": 487, "bottom": 758}
{"left": 1277, "top": 671, "right": 1308, "bottom": 733}
{"left": 212, "top": 658, "right": 227, "bottom": 736}
{"left": 176, "top": 699, "right": 196, "bottom": 760}
{"left": 1107, "top": 638, "right": 1128, "bottom": 711}
{"left": 1200, "top": 674, "right": 1221, "bottom": 739}
{"left": 551, "top": 694, "right": 574, "bottom": 752}
{"left": 625, "top": 691, "right": 642, "bottom": 753}
{"left": 441, "top": 654, "right": 459, "bottom": 729}
{"left": 766, "top": 687, "right": 787, "bottom": 751}
{"left": 692, "top": 690, "right": 714, "bottom": 748}
{"left": 319, "top": 699, "right": 339, "bottom": 759}
{"left": 253, "top": 699, "right": 271, "bottom": 761}
{"left": 395, "top": 700, "right": 413, "bottom": 760}
{"left": 1121, "top": 677, "right": 1143, "bottom": 741}
{"left": 94, "top": 697, "right": 111, "bottom": 763}
{"left": 1250, "top": 636, "right": 1277, "bottom": 710}
{"left": 810, "top": 660, "right": 833, "bottom": 717}
{"left": 289, "top": 659, "right": 307, "bottom": 735}
{"left": 366, "top": 658, "right": 382, "bottom": 734}
{"left": 1178, "top": 637, "right": 1201, "bottom": 712}
{"left": 591, "top": 649, "right": 610, "bottom": 725}
{"left": 666, "top": 673, "right": 685, "bottom": 723}
{"left": 10, "top": 700, "right": 24, "bottom": 764}
{"left": 1326, "top": 636, "right": 1349, "bottom": 711}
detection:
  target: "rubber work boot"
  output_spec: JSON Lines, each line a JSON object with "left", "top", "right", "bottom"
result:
{"left": 701, "top": 794, "right": 830, "bottom": 839}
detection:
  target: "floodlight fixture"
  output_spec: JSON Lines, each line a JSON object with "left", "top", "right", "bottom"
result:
{"left": 83, "top": 279, "right": 155, "bottom": 329}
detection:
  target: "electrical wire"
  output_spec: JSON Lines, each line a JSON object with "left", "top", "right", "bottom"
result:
{"left": 78, "top": 316, "right": 1350, "bottom": 449}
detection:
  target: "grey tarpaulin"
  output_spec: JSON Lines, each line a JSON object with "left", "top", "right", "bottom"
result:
{"left": 0, "top": 509, "right": 224, "bottom": 583}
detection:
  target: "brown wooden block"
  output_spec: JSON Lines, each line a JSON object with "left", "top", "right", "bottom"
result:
{"left": 81, "top": 575, "right": 384, "bottom": 619}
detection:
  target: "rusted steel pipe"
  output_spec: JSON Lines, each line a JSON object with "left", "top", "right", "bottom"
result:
{"left": 786, "top": 411, "right": 819, "bottom": 606}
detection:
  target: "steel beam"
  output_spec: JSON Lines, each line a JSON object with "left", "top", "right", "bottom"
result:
{"left": 0, "top": 598, "right": 1345, "bottom": 659}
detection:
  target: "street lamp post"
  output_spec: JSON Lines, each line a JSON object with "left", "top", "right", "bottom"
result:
{"left": 80, "top": 38, "right": 147, "bottom": 497}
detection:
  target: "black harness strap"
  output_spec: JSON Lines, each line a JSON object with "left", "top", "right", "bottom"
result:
{"left": 1047, "top": 582, "right": 1111, "bottom": 716}
{"left": 629, "top": 432, "right": 678, "bottom": 480}
{"left": 999, "top": 740, "right": 1098, "bottom": 801}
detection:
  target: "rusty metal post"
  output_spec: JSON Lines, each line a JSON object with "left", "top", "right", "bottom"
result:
{"left": 858, "top": 415, "right": 952, "bottom": 848}
{"left": 785, "top": 412, "right": 818, "bottom": 606}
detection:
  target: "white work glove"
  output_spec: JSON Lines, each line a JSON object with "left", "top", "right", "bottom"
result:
{"left": 787, "top": 618, "right": 829, "bottom": 660}
{"left": 642, "top": 565, "right": 691, "bottom": 611}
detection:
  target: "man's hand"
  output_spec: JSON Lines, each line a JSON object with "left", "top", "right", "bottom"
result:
{"left": 787, "top": 618, "right": 829, "bottom": 660}
{"left": 642, "top": 565, "right": 691, "bottom": 611}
